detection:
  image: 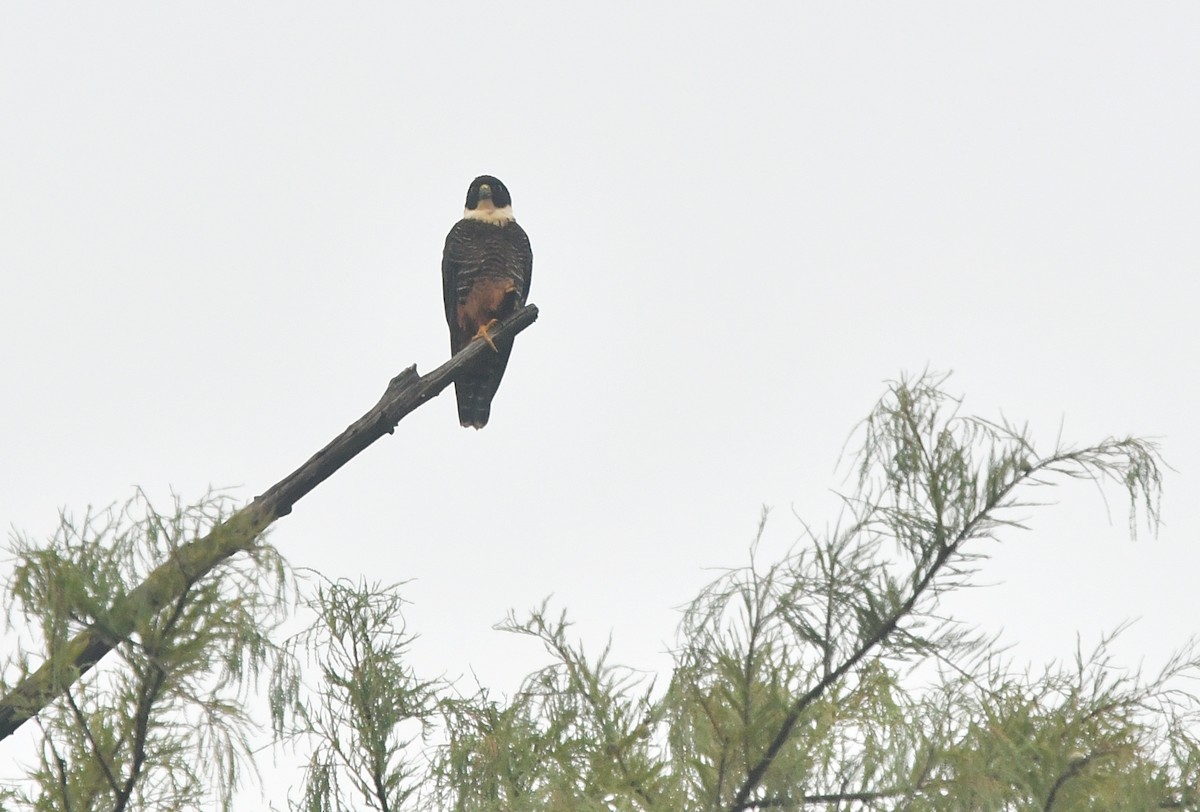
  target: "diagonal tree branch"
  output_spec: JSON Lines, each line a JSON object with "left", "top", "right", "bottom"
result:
{"left": 728, "top": 445, "right": 1068, "bottom": 811}
{"left": 0, "top": 304, "right": 539, "bottom": 742}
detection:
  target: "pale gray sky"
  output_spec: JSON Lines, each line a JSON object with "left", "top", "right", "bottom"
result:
{"left": 2, "top": 1, "right": 1198, "bottom": 797}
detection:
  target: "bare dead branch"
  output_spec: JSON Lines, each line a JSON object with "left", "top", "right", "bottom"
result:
{"left": 0, "top": 304, "right": 539, "bottom": 741}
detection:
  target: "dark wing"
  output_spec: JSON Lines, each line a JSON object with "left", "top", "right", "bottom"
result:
{"left": 509, "top": 222, "right": 533, "bottom": 308}
{"left": 442, "top": 221, "right": 470, "bottom": 353}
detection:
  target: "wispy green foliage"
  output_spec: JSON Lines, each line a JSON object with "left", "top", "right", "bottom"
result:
{"left": 427, "top": 372, "right": 1184, "bottom": 811}
{"left": 1, "top": 373, "right": 1191, "bottom": 811}
{"left": 429, "top": 603, "right": 670, "bottom": 811}
{"left": 2, "top": 490, "right": 288, "bottom": 812}
{"left": 272, "top": 577, "right": 439, "bottom": 812}
{"left": 659, "top": 374, "right": 1181, "bottom": 810}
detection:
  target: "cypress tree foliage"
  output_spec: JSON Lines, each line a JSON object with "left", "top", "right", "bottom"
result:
{"left": 422, "top": 374, "right": 1192, "bottom": 811}
{"left": 1, "top": 491, "right": 287, "bottom": 812}
{"left": 3, "top": 373, "right": 1194, "bottom": 811}
{"left": 271, "top": 577, "right": 440, "bottom": 812}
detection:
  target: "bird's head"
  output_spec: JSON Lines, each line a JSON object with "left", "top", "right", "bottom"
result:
{"left": 463, "top": 175, "right": 515, "bottom": 224}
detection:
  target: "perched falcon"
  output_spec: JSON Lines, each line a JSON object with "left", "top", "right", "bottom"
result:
{"left": 442, "top": 175, "right": 533, "bottom": 429}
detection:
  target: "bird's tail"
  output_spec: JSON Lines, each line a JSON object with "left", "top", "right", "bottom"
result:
{"left": 455, "top": 342, "right": 513, "bottom": 429}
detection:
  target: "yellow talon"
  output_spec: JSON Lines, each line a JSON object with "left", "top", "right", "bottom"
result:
{"left": 474, "top": 319, "right": 500, "bottom": 352}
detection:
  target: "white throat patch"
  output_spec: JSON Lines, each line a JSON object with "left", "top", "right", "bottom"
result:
{"left": 464, "top": 204, "right": 515, "bottom": 225}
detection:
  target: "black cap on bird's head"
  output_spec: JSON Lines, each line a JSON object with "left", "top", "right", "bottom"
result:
{"left": 465, "top": 175, "right": 512, "bottom": 210}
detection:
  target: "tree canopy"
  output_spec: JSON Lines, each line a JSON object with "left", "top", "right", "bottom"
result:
{"left": 2, "top": 373, "right": 1193, "bottom": 811}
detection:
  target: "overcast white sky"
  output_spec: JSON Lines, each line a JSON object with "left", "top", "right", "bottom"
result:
{"left": 1, "top": 1, "right": 1198, "bottom": 799}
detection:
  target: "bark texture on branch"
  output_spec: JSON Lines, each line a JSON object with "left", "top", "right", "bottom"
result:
{"left": 0, "top": 304, "right": 539, "bottom": 741}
